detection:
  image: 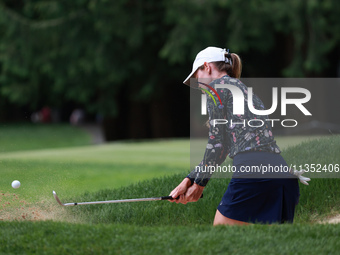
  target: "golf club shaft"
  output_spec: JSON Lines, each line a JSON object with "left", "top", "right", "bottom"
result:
{"left": 53, "top": 191, "right": 203, "bottom": 206}
{"left": 64, "top": 196, "right": 170, "bottom": 206}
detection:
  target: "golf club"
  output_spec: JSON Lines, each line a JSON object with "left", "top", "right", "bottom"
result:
{"left": 53, "top": 190, "right": 203, "bottom": 206}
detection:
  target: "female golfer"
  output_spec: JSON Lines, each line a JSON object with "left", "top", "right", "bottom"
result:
{"left": 169, "top": 46, "right": 304, "bottom": 225}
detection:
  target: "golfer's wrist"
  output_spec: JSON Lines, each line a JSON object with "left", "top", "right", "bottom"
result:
{"left": 194, "top": 178, "right": 209, "bottom": 187}
{"left": 185, "top": 174, "right": 195, "bottom": 185}
{"left": 184, "top": 177, "right": 193, "bottom": 187}
{"left": 193, "top": 182, "right": 205, "bottom": 189}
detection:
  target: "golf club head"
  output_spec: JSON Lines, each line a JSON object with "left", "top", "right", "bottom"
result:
{"left": 53, "top": 190, "right": 65, "bottom": 206}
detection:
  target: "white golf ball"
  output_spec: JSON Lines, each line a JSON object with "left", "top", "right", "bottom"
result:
{"left": 11, "top": 180, "right": 21, "bottom": 189}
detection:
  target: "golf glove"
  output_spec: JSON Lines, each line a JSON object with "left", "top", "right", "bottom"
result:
{"left": 291, "top": 169, "right": 311, "bottom": 185}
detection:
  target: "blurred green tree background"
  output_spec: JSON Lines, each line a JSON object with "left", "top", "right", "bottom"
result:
{"left": 0, "top": 0, "right": 339, "bottom": 140}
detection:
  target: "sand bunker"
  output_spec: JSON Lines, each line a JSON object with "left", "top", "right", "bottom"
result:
{"left": 319, "top": 214, "right": 340, "bottom": 224}
{"left": 0, "top": 192, "right": 80, "bottom": 222}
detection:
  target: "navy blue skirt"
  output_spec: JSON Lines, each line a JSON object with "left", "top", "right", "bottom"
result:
{"left": 217, "top": 152, "right": 300, "bottom": 224}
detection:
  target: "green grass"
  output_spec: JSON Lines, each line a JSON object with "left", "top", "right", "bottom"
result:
{"left": 0, "top": 139, "right": 190, "bottom": 204}
{"left": 0, "top": 123, "right": 91, "bottom": 153}
{"left": 1, "top": 221, "right": 340, "bottom": 255}
{"left": 0, "top": 125, "right": 339, "bottom": 254}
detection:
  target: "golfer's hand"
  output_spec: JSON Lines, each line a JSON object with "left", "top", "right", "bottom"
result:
{"left": 169, "top": 179, "right": 204, "bottom": 204}
{"left": 182, "top": 183, "right": 204, "bottom": 204}
{"left": 169, "top": 178, "right": 191, "bottom": 203}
